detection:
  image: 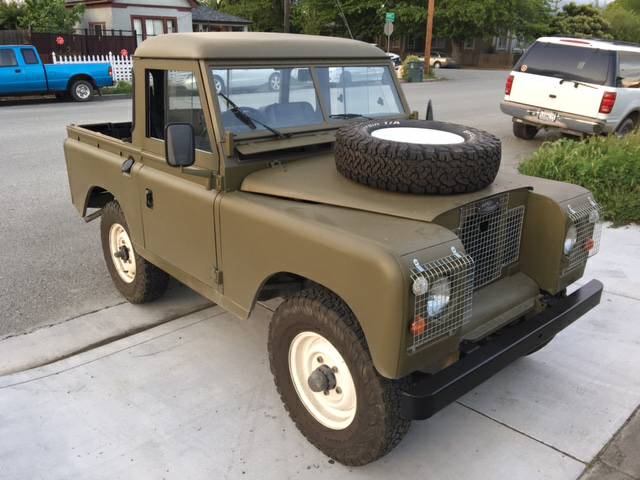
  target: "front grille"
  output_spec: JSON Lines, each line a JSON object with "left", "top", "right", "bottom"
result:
{"left": 564, "top": 198, "right": 603, "bottom": 274}
{"left": 456, "top": 194, "right": 525, "bottom": 289}
{"left": 409, "top": 252, "right": 474, "bottom": 352}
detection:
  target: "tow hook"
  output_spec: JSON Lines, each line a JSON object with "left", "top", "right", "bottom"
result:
{"left": 308, "top": 365, "right": 337, "bottom": 394}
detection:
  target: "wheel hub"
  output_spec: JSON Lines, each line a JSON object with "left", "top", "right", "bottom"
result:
{"left": 108, "top": 223, "right": 137, "bottom": 284}
{"left": 307, "top": 364, "right": 336, "bottom": 393}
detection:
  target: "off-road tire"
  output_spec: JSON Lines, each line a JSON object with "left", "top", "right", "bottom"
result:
{"left": 513, "top": 122, "right": 539, "bottom": 140}
{"left": 69, "top": 79, "right": 94, "bottom": 102}
{"left": 268, "top": 287, "right": 411, "bottom": 466}
{"left": 100, "top": 201, "right": 169, "bottom": 303}
{"left": 335, "top": 119, "right": 501, "bottom": 195}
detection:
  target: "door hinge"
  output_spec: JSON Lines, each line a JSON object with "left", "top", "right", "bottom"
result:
{"left": 213, "top": 268, "right": 223, "bottom": 285}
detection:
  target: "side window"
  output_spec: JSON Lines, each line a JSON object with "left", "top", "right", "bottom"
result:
{"left": 146, "top": 69, "right": 212, "bottom": 152}
{"left": 618, "top": 52, "right": 640, "bottom": 88}
{"left": 0, "top": 49, "right": 17, "bottom": 67}
{"left": 21, "top": 48, "right": 38, "bottom": 65}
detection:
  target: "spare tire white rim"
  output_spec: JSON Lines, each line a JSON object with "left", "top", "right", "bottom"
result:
{"left": 288, "top": 331, "right": 357, "bottom": 430}
{"left": 109, "top": 223, "right": 136, "bottom": 284}
{"left": 372, "top": 126, "right": 465, "bottom": 145}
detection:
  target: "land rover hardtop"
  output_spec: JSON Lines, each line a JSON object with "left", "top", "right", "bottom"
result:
{"left": 64, "top": 32, "right": 603, "bottom": 466}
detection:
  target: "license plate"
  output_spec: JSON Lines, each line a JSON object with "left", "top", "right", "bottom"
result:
{"left": 538, "top": 110, "right": 557, "bottom": 122}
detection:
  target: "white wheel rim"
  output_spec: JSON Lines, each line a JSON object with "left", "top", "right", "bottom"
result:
{"left": 288, "top": 331, "right": 357, "bottom": 430}
{"left": 215, "top": 79, "right": 222, "bottom": 94}
{"left": 108, "top": 223, "right": 136, "bottom": 283}
{"left": 76, "top": 83, "right": 91, "bottom": 99}
{"left": 372, "top": 127, "right": 465, "bottom": 145}
{"left": 271, "top": 74, "right": 280, "bottom": 90}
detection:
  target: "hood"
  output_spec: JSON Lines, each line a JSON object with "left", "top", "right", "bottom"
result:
{"left": 241, "top": 155, "right": 536, "bottom": 223}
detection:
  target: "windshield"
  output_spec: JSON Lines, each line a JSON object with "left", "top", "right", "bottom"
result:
{"left": 212, "top": 67, "right": 324, "bottom": 134}
{"left": 517, "top": 42, "right": 615, "bottom": 85}
{"left": 211, "top": 65, "right": 404, "bottom": 135}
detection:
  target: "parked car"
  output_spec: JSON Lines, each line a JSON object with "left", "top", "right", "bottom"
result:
{"left": 211, "top": 68, "right": 281, "bottom": 94}
{"left": 501, "top": 37, "right": 640, "bottom": 139}
{"left": 0, "top": 45, "right": 113, "bottom": 102}
{"left": 386, "top": 52, "right": 402, "bottom": 68}
{"left": 64, "top": 32, "right": 603, "bottom": 466}
{"left": 420, "top": 51, "right": 455, "bottom": 69}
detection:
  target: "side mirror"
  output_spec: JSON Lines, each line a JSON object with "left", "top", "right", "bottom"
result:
{"left": 165, "top": 123, "right": 195, "bottom": 167}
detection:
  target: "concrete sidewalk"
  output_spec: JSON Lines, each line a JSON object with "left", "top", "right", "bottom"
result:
{"left": 0, "top": 225, "right": 638, "bottom": 480}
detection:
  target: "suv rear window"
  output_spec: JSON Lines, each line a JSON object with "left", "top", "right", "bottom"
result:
{"left": 517, "top": 42, "right": 615, "bottom": 86}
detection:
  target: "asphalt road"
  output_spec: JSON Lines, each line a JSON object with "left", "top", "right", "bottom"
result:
{"left": 0, "top": 69, "right": 544, "bottom": 338}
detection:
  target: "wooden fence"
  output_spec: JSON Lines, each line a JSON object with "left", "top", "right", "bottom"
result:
{"left": 52, "top": 52, "right": 133, "bottom": 82}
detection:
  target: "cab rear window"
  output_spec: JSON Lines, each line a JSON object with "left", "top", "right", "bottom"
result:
{"left": 516, "top": 42, "right": 615, "bottom": 86}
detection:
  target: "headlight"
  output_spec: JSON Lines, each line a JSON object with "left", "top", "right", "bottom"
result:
{"left": 564, "top": 225, "right": 577, "bottom": 255}
{"left": 427, "top": 278, "right": 451, "bottom": 317}
{"left": 412, "top": 277, "right": 429, "bottom": 296}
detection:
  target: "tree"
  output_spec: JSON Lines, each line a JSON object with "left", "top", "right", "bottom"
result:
{"left": 0, "top": 1, "right": 24, "bottom": 30}
{"left": 605, "top": 0, "right": 640, "bottom": 42}
{"left": 17, "top": 0, "right": 84, "bottom": 33}
{"left": 549, "top": 3, "right": 612, "bottom": 39}
{"left": 211, "top": 0, "right": 284, "bottom": 32}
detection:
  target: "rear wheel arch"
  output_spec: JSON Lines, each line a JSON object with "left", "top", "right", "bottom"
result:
{"left": 67, "top": 74, "right": 97, "bottom": 92}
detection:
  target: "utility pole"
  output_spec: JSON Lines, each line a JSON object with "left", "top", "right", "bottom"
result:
{"left": 424, "top": 0, "right": 435, "bottom": 77}
{"left": 284, "top": 0, "right": 291, "bottom": 33}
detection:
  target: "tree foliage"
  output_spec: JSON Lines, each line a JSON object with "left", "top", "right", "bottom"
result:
{"left": 211, "top": 0, "right": 284, "bottom": 33}
{"left": 549, "top": 3, "right": 612, "bottom": 39}
{"left": 0, "top": 0, "right": 24, "bottom": 30}
{"left": 605, "top": 0, "right": 640, "bottom": 43}
{"left": 17, "top": 0, "right": 84, "bottom": 33}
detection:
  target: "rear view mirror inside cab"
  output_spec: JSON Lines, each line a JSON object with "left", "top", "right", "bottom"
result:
{"left": 165, "top": 123, "right": 195, "bottom": 167}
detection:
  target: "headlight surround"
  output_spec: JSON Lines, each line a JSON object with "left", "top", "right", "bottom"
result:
{"left": 426, "top": 277, "right": 451, "bottom": 317}
{"left": 412, "top": 277, "right": 429, "bottom": 296}
{"left": 564, "top": 224, "right": 578, "bottom": 256}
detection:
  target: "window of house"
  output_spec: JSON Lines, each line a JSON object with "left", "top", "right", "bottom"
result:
{"left": 496, "top": 36, "right": 509, "bottom": 51}
{"left": 0, "top": 49, "right": 17, "bottom": 67}
{"left": 463, "top": 39, "right": 475, "bottom": 50}
{"left": 20, "top": 48, "right": 38, "bottom": 65}
{"left": 618, "top": 52, "right": 640, "bottom": 88}
{"left": 146, "top": 69, "right": 211, "bottom": 152}
{"left": 132, "top": 17, "right": 177, "bottom": 45}
{"left": 89, "top": 22, "right": 105, "bottom": 36}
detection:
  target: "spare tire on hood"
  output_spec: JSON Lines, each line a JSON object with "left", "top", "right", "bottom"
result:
{"left": 334, "top": 119, "right": 501, "bottom": 195}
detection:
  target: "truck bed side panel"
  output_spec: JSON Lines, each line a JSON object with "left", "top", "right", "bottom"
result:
{"left": 45, "top": 63, "right": 113, "bottom": 91}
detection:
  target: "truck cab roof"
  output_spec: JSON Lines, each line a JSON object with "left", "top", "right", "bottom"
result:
{"left": 133, "top": 32, "right": 388, "bottom": 61}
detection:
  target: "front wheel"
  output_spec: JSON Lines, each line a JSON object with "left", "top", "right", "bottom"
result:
{"left": 268, "top": 288, "right": 410, "bottom": 466}
{"left": 513, "top": 121, "right": 539, "bottom": 140}
{"left": 69, "top": 79, "right": 94, "bottom": 102}
{"left": 100, "top": 201, "right": 169, "bottom": 303}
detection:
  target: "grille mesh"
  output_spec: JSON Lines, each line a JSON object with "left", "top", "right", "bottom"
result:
{"left": 456, "top": 194, "right": 525, "bottom": 289}
{"left": 409, "top": 252, "right": 474, "bottom": 351}
{"left": 564, "top": 199, "right": 603, "bottom": 274}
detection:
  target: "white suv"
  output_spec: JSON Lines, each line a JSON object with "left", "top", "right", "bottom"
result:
{"left": 501, "top": 37, "right": 640, "bottom": 139}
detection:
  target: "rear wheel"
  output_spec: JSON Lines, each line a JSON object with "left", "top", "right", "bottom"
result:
{"left": 616, "top": 116, "right": 636, "bottom": 137}
{"left": 268, "top": 72, "right": 281, "bottom": 92}
{"left": 100, "top": 201, "right": 169, "bottom": 303}
{"left": 433, "top": 61, "right": 442, "bottom": 69}
{"left": 513, "top": 122, "right": 539, "bottom": 140}
{"left": 268, "top": 287, "right": 410, "bottom": 466}
{"left": 69, "top": 79, "right": 94, "bottom": 102}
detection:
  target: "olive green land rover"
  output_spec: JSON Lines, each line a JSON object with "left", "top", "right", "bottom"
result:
{"left": 64, "top": 32, "right": 603, "bottom": 466}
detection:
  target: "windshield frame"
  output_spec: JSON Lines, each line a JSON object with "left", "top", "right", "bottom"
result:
{"left": 206, "top": 60, "right": 410, "bottom": 141}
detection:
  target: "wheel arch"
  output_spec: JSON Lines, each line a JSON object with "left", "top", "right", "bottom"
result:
{"left": 84, "top": 185, "right": 115, "bottom": 213}
{"left": 67, "top": 74, "right": 97, "bottom": 92}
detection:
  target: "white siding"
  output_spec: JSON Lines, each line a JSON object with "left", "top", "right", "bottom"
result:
{"left": 111, "top": 6, "right": 193, "bottom": 33}
{"left": 75, "top": 7, "right": 113, "bottom": 31}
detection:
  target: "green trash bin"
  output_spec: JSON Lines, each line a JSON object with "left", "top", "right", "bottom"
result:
{"left": 407, "top": 61, "right": 424, "bottom": 82}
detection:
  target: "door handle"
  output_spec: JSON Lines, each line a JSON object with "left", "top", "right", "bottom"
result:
{"left": 14, "top": 69, "right": 21, "bottom": 73}
{"left": 145, "top": 188, "right": 154, "bottom": 209}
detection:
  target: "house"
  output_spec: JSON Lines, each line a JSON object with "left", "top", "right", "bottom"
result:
{"left": 66, "top": 0, "right": 251, "bottom": 45}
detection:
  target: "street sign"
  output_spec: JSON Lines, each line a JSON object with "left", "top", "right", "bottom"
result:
{"left": 385, "top": 12, "right": 395, "bottom": 23}
{"left": 384, "top": 22, "right": 394, "bottom": 37}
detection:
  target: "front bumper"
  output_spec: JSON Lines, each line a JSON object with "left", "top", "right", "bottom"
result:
{"left": 501, "top": 101, "right": 616, "bottom": 135}
{"left": 399, "top": 279, "right": 603, "bottom": 420}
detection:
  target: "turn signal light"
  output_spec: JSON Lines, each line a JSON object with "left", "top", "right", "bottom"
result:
{"left": 108, "top": 66, "right": 113, "bottom": 77}
{"left": 505, "top": 75, "right": 514, "bottom": 95}
{"left": 585, "top": 238, "right": 595, "bottom": 252}
{"left": 599, "top": 92, "right": 617, "bottom": 114}
{"left": 410, "top": 315, "right": 427, "bottom": 336}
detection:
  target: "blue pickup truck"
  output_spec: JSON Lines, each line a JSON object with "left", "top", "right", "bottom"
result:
{"left": 0, "top": 45, "right": 113, "bottom": 102}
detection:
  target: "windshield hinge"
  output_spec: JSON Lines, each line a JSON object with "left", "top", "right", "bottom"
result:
{"left": 214, "top": 174, "right": 224, "bottom": 191}
{"left": 213, "top": 268, "right": 223, "bottom": 285}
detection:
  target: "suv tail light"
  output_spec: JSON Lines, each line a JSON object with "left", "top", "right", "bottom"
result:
{"left": 108, "top": 66, "right": 113, "bottom": 77}
{"left": 599, "top": 92, "right": 617, "bottom": 114}
{"left": 505, "top": 75, "right": 514, "bottom": 95}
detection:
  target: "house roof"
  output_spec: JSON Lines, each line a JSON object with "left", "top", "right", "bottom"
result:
{"left": 134, "top": 32, "right": 388, "bottom": 61}
{"left": 65, "top": 0, "right": 199, "bottom": 8}
{"left": 191, "top": 5, "right": 251, "bottom": 25}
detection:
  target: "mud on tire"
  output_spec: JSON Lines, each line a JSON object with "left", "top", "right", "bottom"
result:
{"left": 335, "top": 119, "right": 501, "bottom": 195}
{"left": 100, "top": 201, "right": 169, "bottom": 304}
{"left": 268, "top": 287, "right": 411, "bottom": 466}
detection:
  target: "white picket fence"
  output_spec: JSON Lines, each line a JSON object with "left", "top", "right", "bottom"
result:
{"left": 51, "top": 52, "right": 132, "bottom": 82}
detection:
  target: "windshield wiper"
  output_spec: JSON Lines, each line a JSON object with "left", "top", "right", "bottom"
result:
{"left": 218, "top": 92, "right": 289, "bottom": 138}
{"left": 558, "top": 78, "right": 597, "bottom": 89}
{"left": 329, "top": 113, "right": 373, "bottom": 120}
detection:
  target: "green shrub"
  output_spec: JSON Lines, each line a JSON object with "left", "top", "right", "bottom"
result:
{"left": 102, "top": 80, "right": 132, "bottom": 95}
{"left": 518, "top": 134, "right": 640, "bottom": 225}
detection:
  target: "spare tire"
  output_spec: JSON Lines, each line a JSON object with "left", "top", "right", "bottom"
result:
{"left": 335, "top": 120, "right": 501, "bottom": 195}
